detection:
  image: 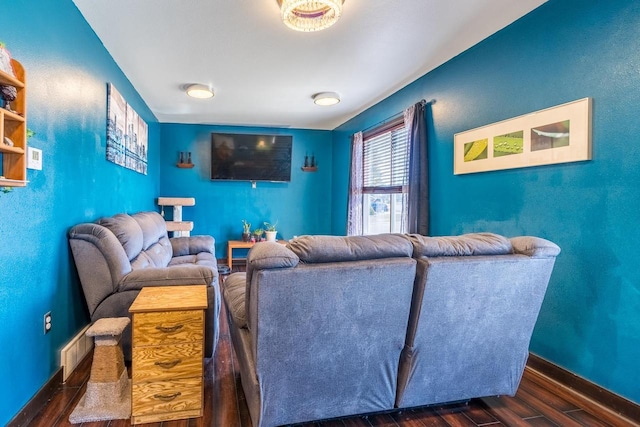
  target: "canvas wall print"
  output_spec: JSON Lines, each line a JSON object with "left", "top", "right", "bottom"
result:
{"left": 106, "top": 83, "right": 148, "bottom": 175}
{"left": 454, "top": 98, "right": 591, "bottom": 174}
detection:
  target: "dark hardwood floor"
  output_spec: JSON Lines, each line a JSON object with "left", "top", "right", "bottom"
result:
{"left": 26, "top": 273, "right": 639, "bottom": 427}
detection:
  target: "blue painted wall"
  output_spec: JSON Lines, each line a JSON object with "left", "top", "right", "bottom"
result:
{"left": 0, "top": 1, "right": 159, "bottom": 424}
{"left": 333, "top": 0, "right": 640, "bottom": 403}
{"left": 160, "top": 124, "right": 332, "bottom": 258}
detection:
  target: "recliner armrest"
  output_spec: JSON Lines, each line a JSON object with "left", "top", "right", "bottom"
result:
{"left": 118, "top": 265, "right": 214, "bottom": 292}
{"left": 170, "top": 235, "right": 215, "bottom": 256}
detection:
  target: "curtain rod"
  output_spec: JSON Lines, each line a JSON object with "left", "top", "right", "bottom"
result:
{"left": 361, "top": 98, "right": 434, "bottom": 134}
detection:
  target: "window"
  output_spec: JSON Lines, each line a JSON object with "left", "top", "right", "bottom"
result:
{"left": 362, "top": 118, "right": 409, "bottom": 234}
{"left": 348, "top": 101, "right": 427, "bottom": 237}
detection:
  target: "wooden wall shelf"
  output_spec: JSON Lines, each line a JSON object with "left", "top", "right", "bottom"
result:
{"left": 0, "top": 177, "right": 27, "bottom": 187}
{"left": 2, "top": 109, "right": 25, "bottom": 122}
{"left": 0, "top": 145, "right": 25, "bottom": 155}
{"left": 0, "top": 58, "right": 27, "bottom": 187}
{"left": 0, "top": 68, "right": 24, "bottom": 88}
{"left": 301, "top": 166, "right": 318, "bottom": 172}
{"left": 177, "top": 162, "right": 194, "bottom": 168}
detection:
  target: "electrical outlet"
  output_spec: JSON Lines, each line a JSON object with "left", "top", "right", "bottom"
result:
{"left": 44, "top": 311, "right": 52, "bottom": 334}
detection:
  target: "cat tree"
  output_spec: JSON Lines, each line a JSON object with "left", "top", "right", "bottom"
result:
{"left": 157, "top": 197, "right": 195, "bottom": 237}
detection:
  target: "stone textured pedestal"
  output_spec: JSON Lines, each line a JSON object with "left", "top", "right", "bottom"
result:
{"left": 69, "top": 317, "right": 131, "bottom": 424}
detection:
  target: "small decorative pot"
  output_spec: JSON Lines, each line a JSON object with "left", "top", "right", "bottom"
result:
{"left": 265, "top": 231, "right": 277, "bottom": 242}
{"left": 242, "top": 232, "right": 251, "bottom": 242}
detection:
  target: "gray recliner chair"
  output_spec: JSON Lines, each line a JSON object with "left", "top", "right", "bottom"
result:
{"left": 68, "top": 211, "right": 220, "bottom": 360}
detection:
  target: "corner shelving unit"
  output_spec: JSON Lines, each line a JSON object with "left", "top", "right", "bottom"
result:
{"left": 157, "top": 197, "right": 195, "bottom": 237}
{"left": 0, "top": 58, "right": 27, "bottom": 187}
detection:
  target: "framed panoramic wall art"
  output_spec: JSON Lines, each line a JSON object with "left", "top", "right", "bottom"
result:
{"left": 106, "top": 83, "right": 148, "bottom": 175}
{"left": 454, "top": 97, "right": 592, "bottom": 175}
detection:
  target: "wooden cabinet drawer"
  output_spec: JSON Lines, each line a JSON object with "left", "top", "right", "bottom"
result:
{"left": 132, "top": 377, "right": 203, "bottom": 416}
{"left": 132, "top": 342, "right": 203, "bottom": 382}
{"left": 133, "top": 310, "right": 204, "bottom": 346}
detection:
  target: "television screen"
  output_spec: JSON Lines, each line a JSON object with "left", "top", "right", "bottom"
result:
{"left": 210, "top": 133, "right": 292, "bottom": 182}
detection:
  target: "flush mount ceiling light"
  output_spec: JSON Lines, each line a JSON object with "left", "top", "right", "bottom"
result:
{"left": 278, "top": 0, "right": 344, "bottom": 32}
{"left": 186, "top": 84, "right": 214, "bottom": 99}
{"left": 313, "top": 92, "right": 340, "bottom": 106}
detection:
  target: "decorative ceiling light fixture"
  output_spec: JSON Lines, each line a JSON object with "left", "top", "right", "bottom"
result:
{"left": 313, "top": 92, "right": 340, "bottom": 106}
{"left": 279, "top": 0, "right": 344, "bottom": 32}
{"left": 186, "top": 84, "right": 214, "bottom": 99}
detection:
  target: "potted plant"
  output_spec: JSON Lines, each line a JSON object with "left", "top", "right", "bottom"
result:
{"left": 252, "top": 227, "right": 264, "bottom": 242}
{"left": 264, "top": 221, "right": 278, "bottom": 242}
{"left": 241, "top": 220, "right": 251, "bottom": 242}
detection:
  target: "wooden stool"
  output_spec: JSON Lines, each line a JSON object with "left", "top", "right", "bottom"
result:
{"left": 69, "top": 317, "right": 132, "bottom": 423}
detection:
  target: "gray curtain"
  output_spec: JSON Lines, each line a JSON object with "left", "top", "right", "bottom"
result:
{"left": 347, "top": 132, "right": 364, "bottom": 236}
{"left": 404, "top": 102, "right": 429, "bottom": 235}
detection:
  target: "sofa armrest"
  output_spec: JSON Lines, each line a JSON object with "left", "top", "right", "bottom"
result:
{"left": 118, "top": 265, "right": 214, "bottom": 292}
{"left": 510, "top": 236, "right": 561, "bottom": 258}
{"left": 170, "top": 235, "right": 215, "bottom": 256}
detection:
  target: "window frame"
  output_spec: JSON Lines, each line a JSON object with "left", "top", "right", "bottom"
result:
{"left": 361, "top": 116, "right": 409, "bottom": 235}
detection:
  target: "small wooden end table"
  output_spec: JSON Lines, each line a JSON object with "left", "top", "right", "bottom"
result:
{"left": 129, "top": 285, "right": 207, "bottom": 425}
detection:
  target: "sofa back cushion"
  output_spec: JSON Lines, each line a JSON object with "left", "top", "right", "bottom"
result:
{"left": 97, "top": 211, "right": 172, "bottom": 269}
{"left": 287, "top": 234, "right": 413, "bottom": 263}
{"left": 408, "top": 232, "right": 512, "bottom": 258}
{"left": 132, "top": 211, "right": 173, "bottom": 268}
{"left": 511, "top": 236, "right": 561, "bottom": 258}
{"left": 97, "top": 214, "right": 144, "bottom": 261}
{"left": 132, "top": 211, "right": 168, "bottom": 249}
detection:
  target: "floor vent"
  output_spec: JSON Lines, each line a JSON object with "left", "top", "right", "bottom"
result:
{"left": 60, "top": 324, "right": 94, "bottom": 382}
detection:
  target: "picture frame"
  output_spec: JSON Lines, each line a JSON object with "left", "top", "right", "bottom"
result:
{"left": 106, "top": 83, "right": 148, "bottom": 175}
{"left": 454, "top": 97, "right": 592, "bottom": 175}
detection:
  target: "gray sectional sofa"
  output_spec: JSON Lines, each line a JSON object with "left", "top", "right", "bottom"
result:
{"left": 68, "top": 211, "right": 221, "bottom": 360}
{"left": 223, "top": 232, "right": 560, "bottom": 427}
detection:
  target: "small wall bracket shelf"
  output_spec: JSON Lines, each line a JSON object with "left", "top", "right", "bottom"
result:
{"left": 157, "top": 197, "right": 195, "bottom": 237}
{"left": 177, "top": 151, "right": 194, "bottom": 168}
{"left": 0, "top": 58, "right": 27, "bottom": 187}
{"left": 301, "top": 153, "right": 317, "bottom": 172}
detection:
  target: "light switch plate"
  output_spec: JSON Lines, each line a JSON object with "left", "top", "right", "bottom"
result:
{"left": 27, "top": 147, "right": 42, "bottom": 170}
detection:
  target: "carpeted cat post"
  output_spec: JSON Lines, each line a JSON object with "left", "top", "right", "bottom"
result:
{"left": 69, "top": 317, "right": 131, "bottom": 423}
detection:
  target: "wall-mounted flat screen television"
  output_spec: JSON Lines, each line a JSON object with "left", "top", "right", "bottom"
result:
{"left": 210, "top": 133, "right": 292, "bottom": 182}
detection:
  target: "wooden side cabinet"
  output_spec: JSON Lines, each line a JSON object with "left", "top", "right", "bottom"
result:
{"left": 0, "top": 58, "right": 27, "bottom": 187}
{"left": 129, "top": 285, "right": 208, "bottom": 424}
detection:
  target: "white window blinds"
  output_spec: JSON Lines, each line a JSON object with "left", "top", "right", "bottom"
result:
{"left": 363, "top": 125, "right": 409, "bottom": 191}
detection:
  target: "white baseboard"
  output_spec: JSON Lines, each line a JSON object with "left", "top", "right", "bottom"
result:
{"left": 60, "top": 324, "right": 94, "bottom": 382}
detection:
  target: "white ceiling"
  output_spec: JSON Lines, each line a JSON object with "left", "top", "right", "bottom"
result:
{"left": 72, "top": 0, "right": 547, "bottom": 130}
